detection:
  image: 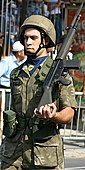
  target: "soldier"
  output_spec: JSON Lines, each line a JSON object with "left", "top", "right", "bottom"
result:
{"left": 1, "top": 15, "right": 77, "bottom": 170}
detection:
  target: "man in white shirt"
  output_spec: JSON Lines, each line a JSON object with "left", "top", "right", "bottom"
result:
{"left": 0, "top": 41, "right": 27, "bottom": 88}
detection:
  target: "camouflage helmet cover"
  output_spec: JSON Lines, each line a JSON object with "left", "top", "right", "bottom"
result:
{"left": 20, "top": 15, "right": 56, "bottom": 47}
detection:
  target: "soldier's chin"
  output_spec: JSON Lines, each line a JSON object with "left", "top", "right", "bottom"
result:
{"left": 25, "top": 50, "right": 35, "bottom": 56}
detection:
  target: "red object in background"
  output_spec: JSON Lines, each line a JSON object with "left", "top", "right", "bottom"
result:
{"left": 67, "top": 7, "right": 85, "bottom": 52}
{"left": 73, "top": 70, "right": 85, "bottom": 81}
{"left": 67, "top": 6, "right": 85, "bottom": 83}
{"left": 72, "top": 43, "right": 85, "bottom": 52}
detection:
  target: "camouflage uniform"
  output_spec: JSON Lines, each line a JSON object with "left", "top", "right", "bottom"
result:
{"left": 1, "top": 55, "right": 77, "bottom": 170}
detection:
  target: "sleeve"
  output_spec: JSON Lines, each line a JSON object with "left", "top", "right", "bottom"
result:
{"left": 59, "top": 73, "right": 77, "bottom": 109}
{"left": 0, "top": 59, "right": 8, "bottom": 77}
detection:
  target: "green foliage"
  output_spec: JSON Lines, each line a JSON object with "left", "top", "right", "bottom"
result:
{"left": 72, "top": 52, "right": 85, "bottom": 105}
{"left": 73, "top": 52, "right": 85, "bottom": 60}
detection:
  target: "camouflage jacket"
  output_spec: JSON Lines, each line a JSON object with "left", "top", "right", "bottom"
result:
{"left": 10, "top": 55, "right": 77, "bottom": 134}
{"left": 1, "top": 55, "right": 77, "bottom": 169}
{"left": 10, "top": 56, "right": 77, "bottom": 113}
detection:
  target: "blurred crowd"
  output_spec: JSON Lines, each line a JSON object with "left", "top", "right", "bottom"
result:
{"left": 0, "top": 0, "right": 66, "bottom": 57}
{"left": 0, "top": 0, "right": 66, "bottom": 91}
{"left": 0, "top": 0, "right": 85, "bottom": 90}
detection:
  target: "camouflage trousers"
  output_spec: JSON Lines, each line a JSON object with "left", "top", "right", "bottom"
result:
{"left": 1, "top": 134, "right": 64, "bottom": 170}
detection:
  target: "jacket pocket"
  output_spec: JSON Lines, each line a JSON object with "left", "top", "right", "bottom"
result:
{"left": 34, "top": 134, "right": 59, "bottom": 167}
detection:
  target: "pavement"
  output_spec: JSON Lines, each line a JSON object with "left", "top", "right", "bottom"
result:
{"left": 60, "top": 129, "right": 85, "bottom": 159}
{"left": 64, "top": 141, "right": 85, "bottom": 159}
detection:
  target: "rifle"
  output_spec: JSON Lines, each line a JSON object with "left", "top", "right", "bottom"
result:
{"left": 37, "top": 2, "right": 83, "bottom": 108}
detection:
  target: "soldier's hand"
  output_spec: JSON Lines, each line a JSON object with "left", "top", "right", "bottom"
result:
{"left": 34, "top": 103, "right": 57, "bottom": 119}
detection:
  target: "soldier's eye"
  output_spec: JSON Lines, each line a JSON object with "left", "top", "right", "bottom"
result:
{"left": 24, "top": 35, "right": 39, "bottom": 41}
{"left": 30, "top": 36, "right": 39, "bottom": 40}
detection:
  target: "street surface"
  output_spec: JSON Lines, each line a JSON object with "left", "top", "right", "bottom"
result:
{"left": 65, "top": 158, "right": 85, "bottom": 170}
{"left": 64, "top": 139, "right": 85, "bottom": 170}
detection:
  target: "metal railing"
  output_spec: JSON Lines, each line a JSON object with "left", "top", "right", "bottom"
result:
{"left": 62, "top": 92, "right": 85, "bottom": 143}
{"left": 0, "top": 88, "right": 11, "bottom": 145}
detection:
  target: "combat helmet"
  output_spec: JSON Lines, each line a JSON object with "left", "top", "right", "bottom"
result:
{"left": 20, "top": 15, "right": 56, "bottom": 47}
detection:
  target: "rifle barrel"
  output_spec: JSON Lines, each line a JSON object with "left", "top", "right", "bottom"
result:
{"left": 57, "top": 2, "right": 83, "bottom": 59}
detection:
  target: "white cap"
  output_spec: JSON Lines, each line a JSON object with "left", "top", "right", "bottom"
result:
{"left": 12, "top": 41, "right": 24, "bottom": 52}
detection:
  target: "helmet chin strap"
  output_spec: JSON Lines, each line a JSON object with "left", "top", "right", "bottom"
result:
{"left": 26, "top": 43, "right": 47, "bottom": 60}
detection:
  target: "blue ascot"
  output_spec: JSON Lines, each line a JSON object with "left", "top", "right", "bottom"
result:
{"left": 27, "top": 56, "right": 47, "bottom": 76}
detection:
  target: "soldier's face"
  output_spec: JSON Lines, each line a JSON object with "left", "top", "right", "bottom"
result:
{"left": 24, "top": 28, "right": 41, "bottom": 55}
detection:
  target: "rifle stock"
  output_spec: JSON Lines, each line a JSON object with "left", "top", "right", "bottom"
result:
{"left": 38, "top": 3, "right": 83, "bottom": 108}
